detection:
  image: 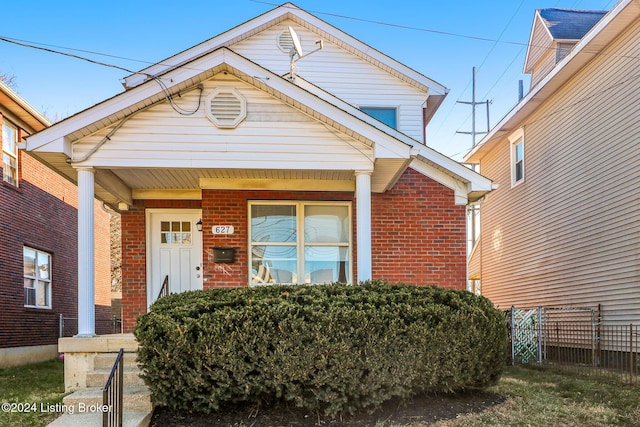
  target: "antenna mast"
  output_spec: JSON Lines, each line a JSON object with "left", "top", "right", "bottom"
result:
{"left": 456, "top": 67, "right": 491, "bottom": 148}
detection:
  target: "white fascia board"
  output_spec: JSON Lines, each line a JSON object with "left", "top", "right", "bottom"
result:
{"left": 27, "top": 49, "right": 229, "bottom": 152}
{"left": 123, "top": 5, "right": 293, "bottom": 88}
{"left": 123, "top": 3, "right": 447, "bottom": 95}
{"left": 412, "top": 144, "right": 493, "bottom": 193}
{"left": 27, "top": 136, "right": 72, "bottom": 157}
{"left": 408, "top": 159, "right": 470, "bottom": 205}
{"left": 465, "top": 0, "right": 634, "bottom": 164}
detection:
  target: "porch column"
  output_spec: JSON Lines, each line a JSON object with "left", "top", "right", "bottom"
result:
{"left": 76, "top": 167, "right": 95, "bottom": 337}
{"left": 355, "top": 171, "right": 372, "bottom": 282}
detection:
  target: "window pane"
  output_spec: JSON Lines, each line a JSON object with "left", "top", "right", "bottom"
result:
{"left": 252, "top": 245, "right": 297, "bottom": 284}
{"left": 171, "top": 221, "right": 180, "bottom": 232}
{"left": 182, "top": 221, "right": 191, "bottom": 232}
{"left": 304, "top": 246, "right": 349, "bottom": 283}
{"left": 251, "top": 205, "right": 296, "bottom": 242}
{"left": 515, "top": 142, "right": 523, "bottom": 161}
{"left": 37, "top": 252, "right": 51, "bottom": 280}
{"left": 360, "top": 107, "right": 397, "bottom": 129}
{"left": 24, "top": 286, "right": 36, "bottom": 306}
{"left": 37, "top": 281, "right": 49, "bottom": 307}
{"left": 24, "top": 248, "right": 36, "bottom": 277}
{"left": 2, "top": 123, "right": 17, "bottom": 154}
{"left": 304, "top": 205, "right": 349, "bottom": 243}
{"left": 161, "top": 221, "right": 170, "bottom": 232}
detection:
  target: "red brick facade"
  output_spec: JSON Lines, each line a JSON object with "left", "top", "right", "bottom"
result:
{"left": 120, "top": 169, "right": 467, "bottom": 332}
{"left": 1, "top": 110, "right": 112, "bottom": 351}
{"left": 0, "top": 150, "right": 112, "bottom": 349}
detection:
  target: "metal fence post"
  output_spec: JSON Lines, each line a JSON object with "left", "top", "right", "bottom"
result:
{"left": 59, "top": 314, "right": 64, "bottom": 338}
{"left": 537, "top": 306, "right": 543, "bottom": 365}
{"left": 511, "top": 305, "right": 516, "bottom": 366}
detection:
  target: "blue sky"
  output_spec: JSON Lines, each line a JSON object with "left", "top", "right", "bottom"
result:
{"left": 0, "top": 0, "right": 616, "bottom": 160}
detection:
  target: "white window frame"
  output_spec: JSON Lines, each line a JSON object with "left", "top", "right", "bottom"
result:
{"left": 509, "top": 128, "right": 525, "bottom": 187}
{"left": 23, "top": 247, "right": 52, "bottom": 309}
{"left": 248, "top": 201, "right": 352, "bottom": 286}
{"left": 2, "top": 121, "right": 18, "bottom": 186}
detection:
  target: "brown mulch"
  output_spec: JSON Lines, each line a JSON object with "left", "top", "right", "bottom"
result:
{"left": 149, "top": 391, "right": 505, "bottom": 426}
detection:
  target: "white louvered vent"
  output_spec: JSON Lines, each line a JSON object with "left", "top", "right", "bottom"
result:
{"left": 278, "top": 28, "right": 294, "bottom": 53}
{"left": 205, "top": 87, "right": 246, "bottom": 129}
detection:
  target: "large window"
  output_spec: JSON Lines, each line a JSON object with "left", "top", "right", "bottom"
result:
{"left": 2, "top": 121, "right": 18, "bottom": 186}
{"left": 24, "top": 247, "right": 52, "bottom": 309}
{"left": 360, "top": 107, "right": 397, "bottom": 129}
{"left": 249, "top": 202, "right": 351, "bottom": 285}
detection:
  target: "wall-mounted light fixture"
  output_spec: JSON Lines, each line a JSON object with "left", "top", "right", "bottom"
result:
{"left": 196, "top": 219, "right": 203, "bottom": 232}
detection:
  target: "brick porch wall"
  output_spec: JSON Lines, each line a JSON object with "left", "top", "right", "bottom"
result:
{"left": 120, "top": 168, "right": 467, "bottom": 332}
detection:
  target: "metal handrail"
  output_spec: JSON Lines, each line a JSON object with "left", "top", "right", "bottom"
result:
{"left": 103, "top": 348, "right": 124, "bottom": 427}
{"left": 157, "top": 275, "right": 169, "bottom": 301}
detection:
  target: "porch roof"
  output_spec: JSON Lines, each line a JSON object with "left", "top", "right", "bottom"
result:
{"left": 26, "top": 48, "right": 492, "bottom": 209}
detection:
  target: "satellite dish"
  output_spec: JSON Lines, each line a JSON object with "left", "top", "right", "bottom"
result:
{"left": 288, "top": 26, "right": 303, "bottom": 58}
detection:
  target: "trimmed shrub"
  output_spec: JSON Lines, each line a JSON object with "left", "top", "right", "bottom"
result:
{"left": 134, "top": 281, "right": 507, "bottom": 416}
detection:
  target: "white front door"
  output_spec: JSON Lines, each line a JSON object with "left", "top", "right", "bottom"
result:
{"left": 147, "top": 209, "right": 203, "bottom": 308}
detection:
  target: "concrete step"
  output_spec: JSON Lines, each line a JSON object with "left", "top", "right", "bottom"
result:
{"left": 47, "top": 410, "right": 152, "bottom": 427}
{"left": 93, "top": 352, "right": 139, "bottom": 370}
{"left": 86, "top": 367, "right": 146, "bottom": 387}
{"left": 63, "top": 385, "right": 153, "bottom": 413}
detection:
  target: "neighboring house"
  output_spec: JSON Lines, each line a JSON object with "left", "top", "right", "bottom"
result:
{"left": 0, "top": 80, "right": 112, "bottom": 366}
{"left": 465, "top": 0, "right": 640, "bottom": 324}
{"left": 26, "top": 3, "right": 493, "bottom": 334}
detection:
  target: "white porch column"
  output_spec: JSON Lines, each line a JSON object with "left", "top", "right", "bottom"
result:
{"left": 76, "top": 167, "right": 95, "bottom": 337}
{"left": 355, "top": 171, "right": 372, "bottom": 283}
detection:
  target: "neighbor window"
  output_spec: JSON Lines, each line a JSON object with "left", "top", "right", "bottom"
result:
{"left": 360, "top": 107, "right": 397, "bottom": 129}
{"left": 249, "top": 201, "right": 351, "bottom": 285}
{"left": 24, "top": 247, "right": 52, "bottom": 309}
{"left": 2, "top": 121, "right": 18, "bottom": 186}
{"left": 509, "top": 129, "right": 525, "bottom": 186}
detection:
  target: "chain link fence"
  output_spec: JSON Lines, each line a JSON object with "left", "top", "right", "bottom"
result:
{"left": 505, "top": 305, "right": 638, "bottom": 384}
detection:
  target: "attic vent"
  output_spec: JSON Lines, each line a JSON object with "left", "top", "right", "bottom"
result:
{"left": 277, "top": 28, "right": 295, "bottom": 53}
{"left": 205, "top": 87, "right": 246, "bottom": 129}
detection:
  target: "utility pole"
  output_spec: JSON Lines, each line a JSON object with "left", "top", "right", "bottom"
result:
{"left": 456, "top": 67, "right": 491, "bottom": 148}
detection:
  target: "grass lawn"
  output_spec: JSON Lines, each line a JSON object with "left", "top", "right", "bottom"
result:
{"left": 431, "top": 365, "right": 640, "bottom": 427}
{"left": 0, "top": 358, "right": 66, "bottom": 427}
{"left": 1, "top": 358, "right": 638, "bottom": 426}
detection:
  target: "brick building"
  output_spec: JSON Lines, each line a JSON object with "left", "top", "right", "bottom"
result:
{"left": 0, "top": 80, "right": 111, "bottom": 366}
{"left": 26, "top": 3, "right": 494, "bottom": 333}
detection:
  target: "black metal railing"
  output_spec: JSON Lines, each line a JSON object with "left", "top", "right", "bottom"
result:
{"left": 103, "top": 348, "right": 124, "bottom": 427}
{"left": 157, "top": 275, "right": 169, "bottom": 301}
{"left": 59, "top": 314, "right": 123, "bottom": 337}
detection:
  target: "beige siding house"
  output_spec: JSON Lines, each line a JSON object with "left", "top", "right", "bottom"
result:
{"left": 465, "top": 0, "right": 640, "bottom": 325}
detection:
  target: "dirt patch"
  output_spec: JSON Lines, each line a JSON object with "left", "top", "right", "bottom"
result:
{"left": 150, "top": 391, "right": 505, "bottom": 426}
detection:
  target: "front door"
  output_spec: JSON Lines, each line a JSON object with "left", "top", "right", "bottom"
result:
{"left": 147, "top": 209, "right": 203, "bottom": 308}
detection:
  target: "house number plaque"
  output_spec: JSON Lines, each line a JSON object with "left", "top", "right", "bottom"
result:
{"left": 212, "top": 225, "right": 235, "bottom": 235}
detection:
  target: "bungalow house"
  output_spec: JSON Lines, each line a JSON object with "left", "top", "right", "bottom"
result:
{"left": 464, "top": 0, "right": 640, "bottom": 325}
{"left": 0, "top": 80, "right": 111, "bottom": 367}
{"left": 26, "top": 2, "right": 494, "bottom": 335}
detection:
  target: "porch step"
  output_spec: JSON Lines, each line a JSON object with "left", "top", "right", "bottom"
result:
{"left": 62, "top": 385, "right": 153, "bottom": 413}
{"left": 47, "top": 411, "right": 152, "bottom": 427}
{"left": 86, "top": 367, "right": 146, "bottom": 387}
{"left": 94, "top": 352, "right": 139, "bottom": 370}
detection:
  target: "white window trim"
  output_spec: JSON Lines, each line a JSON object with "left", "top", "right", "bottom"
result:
{"left": 23, "top": 247, "right": 52, "bottom": 309}
{"left": 2, "top": 121, "right": 19, "bottom": 186}
{"left": 248, "top": 201, "right": 352, "bottom": 286}
{"left": 509, "top": 128, "right": 525, "bottom": 187}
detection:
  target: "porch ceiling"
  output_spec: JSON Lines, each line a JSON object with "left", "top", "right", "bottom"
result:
{"left": 112, "top": 168, "right": 355, "bottom": 190}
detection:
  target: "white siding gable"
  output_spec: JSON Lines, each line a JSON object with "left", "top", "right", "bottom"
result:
{"left": 71, "top": 75, "right": 373, "bottom": 170}
{"left": 230, "top": 21, "right": 428, "bottom": 142}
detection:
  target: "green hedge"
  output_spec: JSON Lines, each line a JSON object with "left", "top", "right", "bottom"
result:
{"left": 134, "top": 282, "right": 507, "bottom": 416}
